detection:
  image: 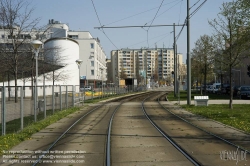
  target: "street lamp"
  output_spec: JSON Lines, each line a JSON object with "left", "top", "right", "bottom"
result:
{"left": 31, "top": 40, "right": 43, "bottom": 122}
{"left": 147, "top": 65, "right": 151, "bottom": 89}
{"left": 100, "top": 68, "right": 104, "bottom": 97}
{"left": 75, "top": 59, "right": 83, "bottom": 91}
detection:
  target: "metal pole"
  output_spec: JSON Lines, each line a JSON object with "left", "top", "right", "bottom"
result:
{"left": 60, "top": 85, "right": 62, "bottom": 110}
{"left": 44, "top": 86, "right": 46, "bottom": 118}
{"left": 173, "top": 23, "right": 177, "bottom": 97}
{"left": 66, "top": 85, "right": 68, "bottom": 108}
{"left": 86, "top": 60, "right": 88, "bottom": 86}
{"left": 101, "top": 69, "right": 103, "bottom": 98}
{"left": 2, "top": 86, "right": 6, "bottom": 135}
{"left": 35, "top": 51, "right": 38, "bottom": 122}
{"left": 240, "top": 70, "right": 241, "bottom": 87}
{"left": 52, "top": 85, "right": 55, "bottom": 113}
{"left": 187, "top": 0, "right": 191, "bottom": 105}
{"left": 72, "top": 85, "right": 75, "bottom": 107}
{"left": 21, "top": 86, "right": 23, "bottom": 130}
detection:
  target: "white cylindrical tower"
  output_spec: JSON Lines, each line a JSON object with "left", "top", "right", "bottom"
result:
{"left": 44, "top": 37, "right": 79, "bottom": 85}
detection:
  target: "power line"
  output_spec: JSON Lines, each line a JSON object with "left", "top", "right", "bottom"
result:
{"left": 175, "top": 0, "right": 207, "bottom": 41}
{"left": 178, "top": 0, "right": 184, "bottom": 24}
{"left": 145, "top": 0, "right": 183, "bottom": 26}
{"left": 190, "top": 0, "right": 207, "bottom": 18}
{"left": 91, "top": 0, "right": 103, "bottom": 27}
{"left": 190, "top": 0, "right": 201, "bottom": 10}
{"left": 146, "top": 0, "right": 165, "bottom": 47}
{"left": 176, "top": 19, "right": 187, "bottom": 42}
{"left": 102, "top": 0, "right": 181, "bottom": 27}
{"left": 147, "top": 0, "right": 165, "bottom": 31}
{"left": 95, "top": 24, "right": 184, "bottom": 29}
{"left": 90, "top": 0, "right": 118, "bottom": 49}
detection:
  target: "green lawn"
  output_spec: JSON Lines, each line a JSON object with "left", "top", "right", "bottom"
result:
{"left": 0, "top": 107, "right": 81, "bottom": 155}
{"left": 181, "top": 104, "right": 250, "bottom": 134}
{"left": 167, "top": 90, "right": 231, "bottom": 101}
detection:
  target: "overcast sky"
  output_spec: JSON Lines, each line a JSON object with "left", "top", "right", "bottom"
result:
{"left": 27, "top": 0, "right": 232, "bottom": 62}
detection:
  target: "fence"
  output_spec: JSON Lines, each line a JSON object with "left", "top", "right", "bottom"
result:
{"left": 0, "top": 85, "right": 146, "bottom": 135}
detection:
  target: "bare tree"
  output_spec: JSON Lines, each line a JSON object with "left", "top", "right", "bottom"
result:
{"left": 0, "top": 0, "right": 40, "bottom": 102}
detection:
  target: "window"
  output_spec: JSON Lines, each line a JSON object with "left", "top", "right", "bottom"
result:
{"left": 91, "top": 70, "right": 94, "bottom": 75}
{"left": 68, "top": 35, "right": 78, "bottom": 39}
{"left": 1, "top": 35, "right": 5, "bottom": 39}
{"left": 90, "top": 43, "right": 94, "bottom": 49}
{"left": 91, "top": 61, "right": 94, "bottom": 67}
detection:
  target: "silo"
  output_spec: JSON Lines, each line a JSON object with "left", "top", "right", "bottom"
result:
{"left": 44, "top": 37, "right": 79, "bottom": 86}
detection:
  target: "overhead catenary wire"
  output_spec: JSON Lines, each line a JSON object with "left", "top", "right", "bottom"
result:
{"left": 145, "top": 0, "right": 183, "bottom": 27}
{"left": 90, "top": 0, "right": 118, "bottom": 49}
{"left": 178, "top": 0, "right": 184, "bottom": 24}
{"left": 103, "top": 0, "right": 181, "bottom": 27}
{"left": 176, "top": 0, "right": 207, "bottom": 41}
{"left": 190, "top": 0, "right": 207, "bottom": 18}
{"left": 146, "top": 0, "right": 165, "bottom": 47}
{"left": 147, "top": 0, "right": 165, "bottom": 31}
{"left": 190, "top": 0, "right": 201, "bottom": 10}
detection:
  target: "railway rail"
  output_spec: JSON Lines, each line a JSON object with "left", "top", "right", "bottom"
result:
{"left": 1, "top": 90, "right": 249, "bottom": 166}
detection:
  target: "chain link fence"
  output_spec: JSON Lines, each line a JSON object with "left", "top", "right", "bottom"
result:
{"left": 0, "top": 85, "right": 146, "bottom": 135}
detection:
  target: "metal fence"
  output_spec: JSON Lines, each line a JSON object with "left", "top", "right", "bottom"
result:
{"left": 0, "top": 85, "right": 146, "bottom": 135}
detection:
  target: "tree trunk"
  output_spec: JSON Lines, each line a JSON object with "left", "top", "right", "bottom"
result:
{"left": 229, "top": 65, "right": 233, "bottom": 109}
{"left": 229, "top": 18, "right": 233, "bottom": 109}
{"left": 204, "top": 63, "right": 207, "bottom": 95}
{"left": 15, "top": 65, "right": 18, "bottom": 103}
{"left": 31, "top": 74, "right": 34, "bottom": 100}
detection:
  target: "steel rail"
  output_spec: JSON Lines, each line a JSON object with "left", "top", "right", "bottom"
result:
{"left": 32, "top": 91, "right": 150, "bottom": 165}
{"left": 142, "top": 94, "right": 201, "bottom": 166}
{"left": 106, "top": 102, "right": 122, "bottom": 166}
{"left": 32, "top": 104, "right": 103, "bottom": 166}
{"left": 157, "top": 98, "right": 250, "bottom": 154}
{"left": 106, "top": 92, "right": 154, "bottom": 166}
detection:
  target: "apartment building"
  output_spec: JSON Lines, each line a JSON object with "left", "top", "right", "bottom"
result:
{"left": 111, "top": 48, "right": 183, "bottom": 85}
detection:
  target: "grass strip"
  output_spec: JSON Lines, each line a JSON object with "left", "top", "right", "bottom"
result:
{"left": 0, "top": 107, "right": 81, "bottom": 156}
{"left": 181, "top": 104, "right": 250, "bottom": 134}
{"left": 167, "top": 91, "right": 231, "bottom": 101}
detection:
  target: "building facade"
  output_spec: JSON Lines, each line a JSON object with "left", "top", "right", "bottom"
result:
{"left": 48, "top": 19, "right": 107, "bottom": 88}
{"left": 0, "top": 19, "right": 107, "bottom": 88}
{"left": 111, "top": 48, "right": 183, "bottom": 86}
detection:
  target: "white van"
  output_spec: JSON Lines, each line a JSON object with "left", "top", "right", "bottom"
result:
{"left": 212, "top": 83, "right": 221, "bottom": 94}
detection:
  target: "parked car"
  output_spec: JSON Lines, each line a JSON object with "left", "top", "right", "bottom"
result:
{"left": 212, "top": 83, "right": 221, "bottom": 94}
{"left": 233, "top": 86, "right": 240, "bottom": 96}
{"left": 206, "top": 85, "right": 213, "bottom": 93}
{"left": 237, "top": 86, "right": 250, "bottom": 99}
{"left": 80, "top": 86, "right": 92, "bottom": 91}
{"left": 221, "top": 84, "right": 230, "bottom": 94}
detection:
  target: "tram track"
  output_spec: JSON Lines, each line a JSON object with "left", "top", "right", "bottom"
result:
{"left": 29, "top": 91, "right": 154, "bottom": 165}
{"left": 2, "top": 90, "right": 249, "bottom": 166}
{"left": 141, "top": 94, "right": 201, "bottom": 166}
{"left": 141, "top": 93, "right": 250, "bottom": 166}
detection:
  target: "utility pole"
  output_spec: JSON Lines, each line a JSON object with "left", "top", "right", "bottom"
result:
{"left": 173, "top": 23, "right": 177, "bottom": 97}
{"left": 187, "top": 0, "right": 191, "bottom": 105}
